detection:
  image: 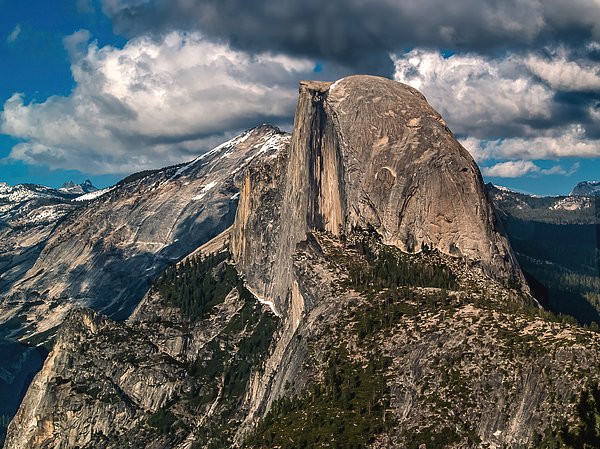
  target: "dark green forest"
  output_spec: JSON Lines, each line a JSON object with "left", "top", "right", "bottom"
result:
{"left": 342, "top": 228, "right": 458, "bottom": 294}
{"left": 501, "top": 217, "right": 600, "bottom": 325}
{"left": 245, "top": 346, "right": 389, "bottom": 449}
{"left": 489, "top": 185, "right": 599, "bottom": 325}
{"left": 153, "top": 250, "right": 238, "bottom": 320}
{"left": 540, "top": 384, "right": 600, "bottom": 448}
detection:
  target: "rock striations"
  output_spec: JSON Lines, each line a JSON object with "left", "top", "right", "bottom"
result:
{"left": 233, "top": 76, "right": 525, "bottom": 317}
{"left": 11, "top": 76, "right": 596, "bottom": 449}
{"left": 0, "top": 125, "right": 289, "bottom": 342}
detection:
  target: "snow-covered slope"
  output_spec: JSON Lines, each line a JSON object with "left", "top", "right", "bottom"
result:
{"left": 0, "top": 183, "right": 80, "bottom": 309}
{"left": 0, "top": 183, "right": 76, "bottom": 226}
{"left": 0, "top": 125, "right": 290, "bottom": 342}
{"left": 72, "top": 186, "right": 115, "bottom": 202}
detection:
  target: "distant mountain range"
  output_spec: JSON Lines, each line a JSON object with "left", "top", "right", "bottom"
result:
{"left": 488, "top": 183, "right": 599, "bottom": 326}
{"left": 487, "top": 183, "right": 597, "bottom": 224}
{"left": 58, "top": 179, "right": 98, "bottom": 195}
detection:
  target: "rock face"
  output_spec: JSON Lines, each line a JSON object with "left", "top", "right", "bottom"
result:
{"left": 0, "top": 125, "right": 289, "bottom": 342}
{"left": 571, "top": 180, "right": 600, "bottom": 197}
{"left": 0, "top": 183, "right": 83, "bottom": 444}
{"left": 233, "top": 76, "right": 524, "bottom": 315}
{"left": 6, "top": 231, "right": 600, "bottom": 449}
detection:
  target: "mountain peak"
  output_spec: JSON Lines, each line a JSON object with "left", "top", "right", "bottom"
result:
{"left": 60, "top": 180, "right": 76, "bottom": 189}
{"left": 570, "top": 180, "right": 600, "bottom": 197}
{"left": 231, "top": 75, "right": 527, "bottom": 318}
{"left": 59, "top": 179, "right": 98, "bottom": 195}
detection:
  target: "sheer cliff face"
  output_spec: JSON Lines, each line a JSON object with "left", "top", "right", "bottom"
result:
{"left": 229, "top": 76, "right": 528, "bottom": 434}
{"left": 232, "top": 76, "right": 524, "bottom": 313}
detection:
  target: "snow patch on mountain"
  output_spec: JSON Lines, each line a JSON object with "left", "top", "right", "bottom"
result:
{"left": 550, "top": 196, "right": 591, "bottom": 211}
{"left": 192, "top": 181, "right": 218, "bottom": 201}
{"left": 73, "top": 187, "right": 115, "bottom": 202}
{"left": 173, "top": 130, "right": 254, "bottom": 179}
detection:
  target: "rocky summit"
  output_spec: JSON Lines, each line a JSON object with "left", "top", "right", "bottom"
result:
{"left": 570, "top": 181, "right": 600, "bottom": 197}
{"left": 4, "top": 76, "right": 600, "bottom": 449}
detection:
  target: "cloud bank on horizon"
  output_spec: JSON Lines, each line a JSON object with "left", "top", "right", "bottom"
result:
{"left": 1, "top": 0, "right": 599, "bottom": 187}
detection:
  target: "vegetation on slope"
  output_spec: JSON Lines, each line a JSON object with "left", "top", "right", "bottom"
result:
{"left": 153, "top": 250, "right": 236, "bottom": 320}
{"left": 246, "top": 346, "right": 389, "bottom": 449}
{"left": 245, "top": 230, "right": 465, "bottom": 449}
{"left": 244, "top": 228, "right": 600, "bottom": 449}
{"left": 59, "top": 252, "right": 278, "bottom": 449}
{"left": 155, "top": 252, "right": 279, "bottom": 448}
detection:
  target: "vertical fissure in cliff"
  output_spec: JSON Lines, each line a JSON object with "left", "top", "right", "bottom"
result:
{"left": 306, "top": 88, "right": 346, "bottom": 235}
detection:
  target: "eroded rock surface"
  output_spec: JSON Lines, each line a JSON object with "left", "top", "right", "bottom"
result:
{"left": 233, "top": 75, "right": 525, "bottom": 317}
{"left": 0, "top": 125, "right": 289, "bottom": 342}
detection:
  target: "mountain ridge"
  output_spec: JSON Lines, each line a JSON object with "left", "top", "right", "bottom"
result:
{"left": 59, "top": 179, "right": 98, "bottom": 195}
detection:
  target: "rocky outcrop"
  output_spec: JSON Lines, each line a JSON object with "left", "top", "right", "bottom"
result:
{"left": 232, "top": 76, "right": 525, "bottom": 316}
{"left": 6, "top": 229, "right": 600, "bottom": 449}
{"left": 231, "top": 75, "right": 530, "bottom": 439}
{"left": 4, "top": 267, "right": 278, "bottom": 449}
{"left": 59, "top": 180, "right": 98, "bottom": 195}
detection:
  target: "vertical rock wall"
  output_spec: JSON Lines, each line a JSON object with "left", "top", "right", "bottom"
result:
{"left": 232, "top": 75, "right": 526, "bottom": 318}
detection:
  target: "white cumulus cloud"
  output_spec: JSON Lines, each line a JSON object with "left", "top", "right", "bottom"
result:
{"left": 525, "top": 51, "right": 600, "bottom": 91}
{"left": 393, "top": 49, "right": 600, "bottom": 169}
{"left": 392, "top": 49, "right": 553, "bottom": 139}
{"left": 482, "top": 161, "right": 541, "bottom": 178}
{"left": 463, "top": 126, "right": 600, "bottom": 161}
{"left": 6, "top": 24, "right": 21, "bottom": 44}
{"left": 482, "top": 160, "right": 579, "bottom": 178}
{"left": 1, "top": 31, "right": 316, "bottom": 174}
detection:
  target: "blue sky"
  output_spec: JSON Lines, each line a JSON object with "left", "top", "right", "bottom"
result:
{"left": 0, "top": 0, "right": 124, "bottom": 187}
{"left": 0, "top": 0, "right": 599, "bottom": 194}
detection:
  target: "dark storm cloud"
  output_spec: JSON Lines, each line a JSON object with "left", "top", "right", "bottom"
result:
{"left": 101, "top": 0, "right": 600, "bottom": 75}
{"left": 3, "top": 0, "right": 599, "bottom": 175}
